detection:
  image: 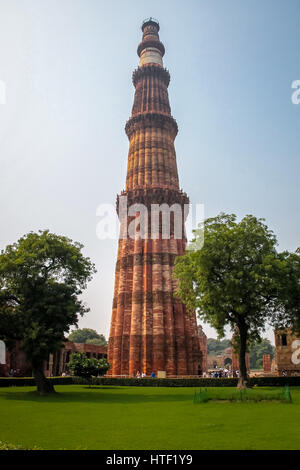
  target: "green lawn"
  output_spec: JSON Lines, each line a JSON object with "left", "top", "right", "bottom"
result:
{"left": 0, "top": 385, "right": 299, "bottom": 450}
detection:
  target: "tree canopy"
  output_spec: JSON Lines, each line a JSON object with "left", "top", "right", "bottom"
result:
{"left": 68, "top": 352, "right": 110, "bottom": 385}
{"left": 249, "top": 338, "right": 275, "bottom": 369}
{"left": 271, "top": 248, "right": 300, "bottom": 335}
{"left": 68, "top": 328, "right": 107, "bottom": 346}
{"left": 174, "top": 213, "right": 300, "bottom": 387}
{"left": 0, "top": 230, "right": 96, "bottom": 394}
{"left": 207, "top": 338, "right": 232, "bottom": 355}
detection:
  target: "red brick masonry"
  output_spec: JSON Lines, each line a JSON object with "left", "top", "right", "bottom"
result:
{"left": 0, "top": 340, "right": 107, "bottom": 377}
{"left": 107, "top": 20, "right": 200, "bottom": 377}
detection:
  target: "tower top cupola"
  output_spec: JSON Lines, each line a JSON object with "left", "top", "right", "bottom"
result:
{"left": 141, "top": 17, "right": 160, "bottom": 34}
{"left": 138, "top": 18, "right": 165, "bottom": 67}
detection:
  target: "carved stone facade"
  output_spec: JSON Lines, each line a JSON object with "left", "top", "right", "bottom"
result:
{"left": 263, "top": 354, "right": 271, "bottom": 372}
{"left": 207, "top": 347, "right": 250, "bottom": 372}
{"left": 107, "top": 19, "right": 201, "bottom": 377}
{"left": 197, "top": 325, "right": 207, "bottom": 374}
{"left": 274, "top": 328, "right": 300, "bottom": 376}
{"left": 207, "top": 347, "right": 233, "bottom": 370}
{"left": 0, "top": 340, "right": 107, "bottom": 377}
{"left": 44, "top": 341, "right": 107, "bottom": 377}
{"left": 0, "top": 341, "right": 31, "bottom": 377}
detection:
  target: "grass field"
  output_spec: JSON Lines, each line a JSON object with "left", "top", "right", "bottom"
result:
{"left": 0, "top": 385, "right": 299, "bottom": 450}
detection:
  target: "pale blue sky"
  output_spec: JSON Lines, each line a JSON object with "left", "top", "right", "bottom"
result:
{"left": 0, "top": 0, "right": 299, "bottom": 343}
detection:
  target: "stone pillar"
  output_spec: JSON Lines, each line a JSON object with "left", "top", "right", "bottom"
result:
{"left": 263, "top": 354, "right": 271, "bottom": 372}
{"left": 107, "top": 19, "right": 200, "bottom": 377}
{"left": 198, "top": 325, "right": 207, "bottom": 374}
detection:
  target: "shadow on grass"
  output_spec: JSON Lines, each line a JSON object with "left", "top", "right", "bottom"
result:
{"left": 1, "top": 387, "right": 194, "bottom": 405}
{"left": 2, "top": 385, "right": 297, "bottom": 405}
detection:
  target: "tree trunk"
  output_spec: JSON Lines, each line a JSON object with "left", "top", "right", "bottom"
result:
{"left": 237, "top": 323, "right": 248, "bottom": 389}
{"left": 33, "top": 366, "right": 55, "bottom": 395}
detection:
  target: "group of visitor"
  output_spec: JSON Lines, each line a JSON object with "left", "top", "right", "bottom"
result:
{"left": 135, "top": 371, "right": 156, "bottom": 378}
{"left": 9, "top": 368, "right": 21, "bottom": 377}
{"left": 203, "top": 368, "right": 239, "bottom": 378}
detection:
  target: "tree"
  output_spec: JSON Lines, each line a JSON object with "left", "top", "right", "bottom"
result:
{"left": 207, "top": 338, "right": 232, "bottom": 355}
{"left": 174, "top": 213, "right": 300, "bottom": 388}
{"left": 67, "top": 352, "right": 110, "bottom": 386}
{"left": 86, "top": 338, "right": 107, "bottom": 346}
{"left": 271, "top": 249, "right": 300, "bottom": 335}
{"left": 0, "top": 294, "right": 22, "bottom": 350}
{"left": 249, "top": 338, "right": 275, "bottom": 369}
{"left": 68, "top": 328, "right": 107, "bottom": 346}
{"left": 0, "top": 230, "right": 96, "bottom": 394}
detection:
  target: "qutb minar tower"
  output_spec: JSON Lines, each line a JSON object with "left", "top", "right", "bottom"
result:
{"left": 108, "top": 19, "right": 200, "bottom": 376}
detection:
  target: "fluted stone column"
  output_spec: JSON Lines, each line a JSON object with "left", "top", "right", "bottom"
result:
{"left": 108, "top": 19, "right": 200, "bottom": 376}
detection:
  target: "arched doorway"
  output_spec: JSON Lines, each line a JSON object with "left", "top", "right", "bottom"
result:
{"left": 224, "top": 357, "right": 232, "bottom": 369}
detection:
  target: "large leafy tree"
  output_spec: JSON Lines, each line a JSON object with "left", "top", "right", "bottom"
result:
{"left": 271, "top": 248, "right": 300, "bottom": 335}
{"left": 174, "top": 213, "right": 300, "bottom": 387}
{"left": 0, "top": 231, "right": 96, "bottom": 394}
{"left": 68, "top": 328, "right": 107, "bottom": 346}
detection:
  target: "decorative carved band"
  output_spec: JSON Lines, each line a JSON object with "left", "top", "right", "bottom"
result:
{"left": 116, "top": 187, "right": 189, "bottom": 212}
{"left": 137, "top": 39, "right": 165, "bottom": 58}
{"left": 125, "top": 112, "right": 178, "bottom": 139}
{"left": 132, "top": 65, "right": 170, "bottom": 87}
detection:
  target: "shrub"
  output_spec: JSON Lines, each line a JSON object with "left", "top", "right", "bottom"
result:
{"left": 1, "top": 375, "right": 300, "bottom": 388}
{"left": 72, "top": 376, "right": 300, "bottom": 387}
{"left": 193, "top": 386, "right": 293, "bottom": 403}
{"left": 67, "top": 352, "right": 110, "bottom": 385}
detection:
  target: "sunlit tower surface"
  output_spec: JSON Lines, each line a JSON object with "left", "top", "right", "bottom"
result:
{"left": 107, "top": 19, "right": 200, "bottom": 376}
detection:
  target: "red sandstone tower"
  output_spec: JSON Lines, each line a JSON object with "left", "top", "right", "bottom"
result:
{"left": 108, "top": 19, "right": 200, "bottom": 376}
{"left": 198, "top": 325, "right": 207, "bottom": 374}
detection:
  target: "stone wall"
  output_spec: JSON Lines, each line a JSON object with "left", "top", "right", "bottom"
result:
{"left": 0, "top": 340, "right": 107, "bottom": 377}
{"left": 263, "top": 354, "right": 271, "bottom": 372}
{"left": 207, "top": 347, "right": 250, "bottom": 372}
{"left": 274, "top": 328, "right": 300, "bottom": 376}
{"left": 197, "top": 325, "right": 207, "bottom": 374}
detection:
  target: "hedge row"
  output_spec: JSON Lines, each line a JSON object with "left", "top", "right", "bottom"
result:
{"left": 72, "top": 376, "right": 238, "bottom": 387}
{"left": 1, "top": 375, "right": 300, "bottom": 388}
{"left": 73, "top": 376, "right": 300, "bottom": 387}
